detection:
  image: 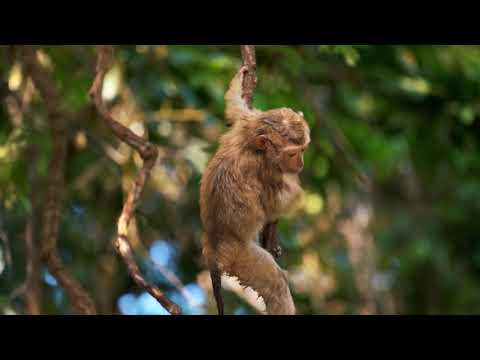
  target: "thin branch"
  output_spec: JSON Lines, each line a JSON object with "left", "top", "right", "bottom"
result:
{"left": 151, "top": 260, "right": 197, "bottom": 309}
{"left": 19, "top": 46, "right": 97, "bottom": 315}
{"left": 11, "top": 214, "right": 42, "bottom": 314}
{"left": 89, "top": 45, "right": 181, "bottom": 315}
{"left": 23, "top": 110, "right": 43, "bottom": 314}
{"left": 240, "top": 45, "right": 257, "bottom": 109}
{"left": 2, "top": 51, "right": 41, "bottom": 313}
{"left": 0, "top": 225, "right": 12, "bottom": 271}
{"left": 6, "top": 75, "right": 43, "bottom": 314}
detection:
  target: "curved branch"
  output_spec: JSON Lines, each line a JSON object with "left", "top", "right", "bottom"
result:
{"left": 89, "top": 45, "right": 181, "bottom": 316}
{"left": 19, "top": 46, "right": 97, "bottom": 315}
{"left": 240, "top": 45, "right": 257, "bottom": 109}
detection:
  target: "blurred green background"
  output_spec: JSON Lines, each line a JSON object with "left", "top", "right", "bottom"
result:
{"left": 1, "top": 45, "right": 480, "bottom": 315}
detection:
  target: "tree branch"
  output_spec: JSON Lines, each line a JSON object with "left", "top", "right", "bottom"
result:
{"left": 89, "top": 45, "right": 181, "bottom": 315}
{"left": 7, "top": 78, "right": 42, "bottom": 314}
{"left": 19, "top": 46, "right": 97, "bottom": 315}
{"left": 240, "top": 45, "right": 257, "bottom": 109}
{"left": 239, "top": 46, "right": 282, "bottom": 259}
{"left": 0, "top": 222, "right": 12, "bottom": 271}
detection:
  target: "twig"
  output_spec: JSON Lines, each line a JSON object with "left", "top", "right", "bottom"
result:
{"left": 89, "top": 45, "right": 181, "bottom": 315}
{"left": 6, "top": 74, "right": 43, "bottom": 314}
{"left": 10, "top": 215, "right": 42, "bottom": 314}
{"left": 2, "top": 51, "right": 41, "bottom": 313}
{"left": 240, "top": 45, "right": 257, "bottom": 109}
{"left": 22, "top": 109, "right": 43, "bottom": 314}
{"left": 0, "top": 225, "right": 12, "bottom": 271}
{"left": 151, "top": 260, "right": 197, "bottom": 309}
{"left": 20, "top": 45, "right": 97, "bottom": 315}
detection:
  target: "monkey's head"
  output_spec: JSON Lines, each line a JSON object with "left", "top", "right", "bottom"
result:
{"left": 250, "top": 108, "right": 311, "bottom": 174}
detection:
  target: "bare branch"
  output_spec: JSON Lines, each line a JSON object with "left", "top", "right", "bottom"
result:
{"left": 11, "top": 214, "right": 43, "bottom": 314}
{"left": 23, "top": 112, "right": 43, "bottom": 314}
{"left": 240, "top": 45, "right": 257, "bottom": 109}
{"left": 19, "top": 46, "right": 97, "bottom": 315}
{"left": 151, "top": 259, "right": 197, "bottom": 309}
{"left": 8, "top": 81, "right": 42, "bottom": 314}
{"left": 0, "top": 226, "right": 12, "bottom": 271}
{"left": 89, "top": 45, "right": 181, "bottom": 315}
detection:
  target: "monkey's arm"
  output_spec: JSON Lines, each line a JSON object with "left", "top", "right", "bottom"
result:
{"left": 261, "top": 176, "right": 304, "bottom": 258}
{"left": 261, "top": 221, "right": 282, "bottom": 258}
{"left": 225, "top": 66, "right": 257, "bottom": 125}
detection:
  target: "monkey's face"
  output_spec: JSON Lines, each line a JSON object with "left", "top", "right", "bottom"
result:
{"left": 252, "top": 109, "right": 310, "bottom": 174}
{"left": 280, "top": 143, "right": 307, "bottom": 173}
{"left": 275, "top": 110, "right": 310, "bottom": 174}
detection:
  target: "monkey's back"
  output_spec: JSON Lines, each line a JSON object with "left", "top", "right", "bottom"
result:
{"left": 200, "top": 146, "right": 265, "bottom": 244}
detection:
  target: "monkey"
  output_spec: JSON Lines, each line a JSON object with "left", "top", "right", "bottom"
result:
{"left": 200, "top": 66, "right": 310, "bottom": 315}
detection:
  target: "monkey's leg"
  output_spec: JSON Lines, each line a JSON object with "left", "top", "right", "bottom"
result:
{"left": 230, "top": 242, "right": 295, "bottom": 315}
{"left": 260, "top": 221, "right": 282, "bottom": 258}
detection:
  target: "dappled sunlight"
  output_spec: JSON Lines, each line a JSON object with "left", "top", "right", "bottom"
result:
{"left": 8, "top": 63, "right": 22, "bottom": 91}
{"left": 289, "top": 251, "right": 336, "bottom": 307}
{"left": 153, "top": 102, "right": 206, "bottom": 123}
{"left": 74, "top": 131, "right": 88, "bottom": 150}
{"left": 3, "top": 306, "right": 16, "bottom": 315}
{"left": 102, "top": 64, "right": 122, "bottom": 101}
{"left": 35, "top": 49, "right": 53, "bottom": 70}
{"left": 104, "top": 143, "right": 130, "bottom": 165}
{"left": 150, "top": 166, "right": 183, "bottom": 203}
{"left": 157, "top": 120, "right": 173, "bottom": 137}
{"left": 0, "top": 128, "right": 26, "bottom": 161}
{"left": 181, "top": 138, "right": 210, "bottom": 174}
{"left": 400, "top": 76, "right": 431, "bottom": 95}
{"left": 302, "top": 191, "right": 324, "bottom": 216}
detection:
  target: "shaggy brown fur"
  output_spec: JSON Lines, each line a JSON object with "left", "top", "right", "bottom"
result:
{"left": 200, "top": 66, "right": 310, "bottom": 315}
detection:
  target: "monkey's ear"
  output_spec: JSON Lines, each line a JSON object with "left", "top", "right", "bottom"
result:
{"left": 253, "top": 134, "right": 268, "bottom": 150}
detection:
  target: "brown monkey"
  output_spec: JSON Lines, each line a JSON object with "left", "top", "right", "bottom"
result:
{"left": 200, "top": 66, "right": 310, "bottom": 315}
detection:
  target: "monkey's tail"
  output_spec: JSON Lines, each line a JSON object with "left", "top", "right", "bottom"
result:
{"left": 210, "top": 265, "right": 224, "bottom": 315}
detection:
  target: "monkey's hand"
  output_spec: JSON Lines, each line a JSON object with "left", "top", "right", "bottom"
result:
{"left": 226, "top": 65, "right": 249, "bottom": 100}
{"left": 261, "top": 222, "right": 282, "bottom": 259}
{"left": 224, "top": 65, "right": 252, "bottom": 126}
